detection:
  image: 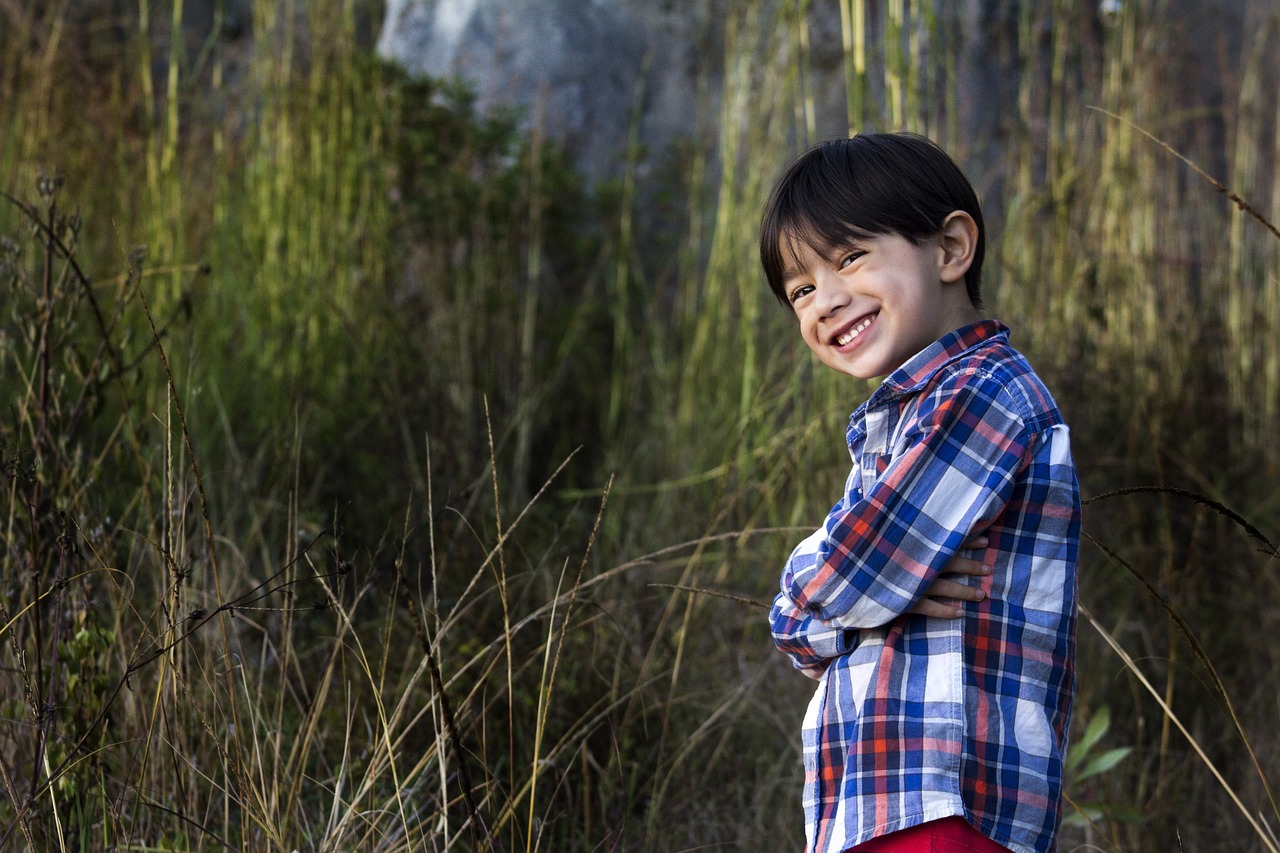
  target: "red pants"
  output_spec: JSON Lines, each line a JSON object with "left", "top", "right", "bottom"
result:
{"left": 846, "top": 817, "right": 1012, "bottom": 853}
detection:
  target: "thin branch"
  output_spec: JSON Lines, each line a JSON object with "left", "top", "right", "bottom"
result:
{"left": 1085, "top": 485, "right": 1278, "bottom": 558}
{"left": 1088, "top": 107, "right": 1280, "bottom": 242}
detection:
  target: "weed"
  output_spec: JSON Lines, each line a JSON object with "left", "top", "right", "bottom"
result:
{"left": 3, "top": 1, "right": 1280, "bottom": 850}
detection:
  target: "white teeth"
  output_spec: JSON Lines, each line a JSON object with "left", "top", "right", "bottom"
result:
{"left": 835, "top": 317, "right": 873, "bottom": 346}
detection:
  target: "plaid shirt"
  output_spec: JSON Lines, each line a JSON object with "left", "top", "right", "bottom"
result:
{"left": 771, "top": 320, "right": 1079, "bottom": 853}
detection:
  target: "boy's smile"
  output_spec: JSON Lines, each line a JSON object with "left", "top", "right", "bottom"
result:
{"left": 782, "top": 214, "right": 980, "bottom": 380}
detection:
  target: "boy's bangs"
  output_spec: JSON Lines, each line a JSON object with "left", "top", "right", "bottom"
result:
{"left": 770, "top": 159, "right": 886, "bottom": 248}
{"left": 785, "top": 214, "right": 880, "bottom": 259}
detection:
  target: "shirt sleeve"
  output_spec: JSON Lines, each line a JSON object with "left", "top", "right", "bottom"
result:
{"left": 769, "top": 594, "right": 853, "bottom": 679}
{"left": 770, "top": 530, "right": 859, "bottom": 677}
{"left": 786, "top": 367, "right": 1033, "bottom": 628}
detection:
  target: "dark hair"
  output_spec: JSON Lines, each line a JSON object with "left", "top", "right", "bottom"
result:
{"left": 760, "top": 132, "right": 985, "bottom": 309}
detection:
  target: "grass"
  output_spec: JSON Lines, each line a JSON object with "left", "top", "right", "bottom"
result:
{"left": 2, "top": 0, "right": 1279, "bottom": 850}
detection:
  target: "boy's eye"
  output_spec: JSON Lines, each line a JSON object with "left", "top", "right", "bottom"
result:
{"left": 788, "top": 283, "right": 814, "bottom": 304}
{"left": 838, "top": 251, "right": 865, "bottom": 269}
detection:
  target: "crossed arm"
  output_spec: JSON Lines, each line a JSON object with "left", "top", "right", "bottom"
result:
{"left": 770, "top": 370, "right": 1029, "bottom": 677}
{"left": 769, "top": 539, "right": 990, "bottom": 677}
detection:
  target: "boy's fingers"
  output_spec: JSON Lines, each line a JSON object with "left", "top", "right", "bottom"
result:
{"left": 913, "top": 549, "right": 992, "bottom": 618}
{"left": 927, "top": 578, "right": 986, "bottom": 602}
{"left": 961, "top": 534, "right": 989, "bottom": 551}
{"left": 944, "top": 556, "right": 991, "bottom": 577}
{"left": 909, "top": 597, "right": 964, "bottom": 619}
{"left": 911, "top": 576, "right": 987, "bottom": 618}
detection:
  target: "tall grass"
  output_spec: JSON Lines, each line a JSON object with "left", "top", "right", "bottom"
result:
{"left": 2, "top": 0, "right": 1279, "bottom": 850}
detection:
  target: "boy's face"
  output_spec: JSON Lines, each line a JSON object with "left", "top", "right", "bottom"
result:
{"left": 780, "top": 223, "right": 976, "bottom": 380}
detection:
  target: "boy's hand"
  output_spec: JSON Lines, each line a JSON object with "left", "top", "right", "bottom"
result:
{"left": 910, "top": 536, "right": 990, "bottom": 619}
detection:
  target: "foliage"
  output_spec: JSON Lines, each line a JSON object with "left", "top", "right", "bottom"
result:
{"left": 1063, "top": 706, "right": 1137, "bottom": 829}
{"left": 1, "top": 0, "right": 1279, "bottom": 851}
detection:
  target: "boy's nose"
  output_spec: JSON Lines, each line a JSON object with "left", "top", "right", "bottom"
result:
{"left": 814, "top": 275, "right": 849, "bottom": 318}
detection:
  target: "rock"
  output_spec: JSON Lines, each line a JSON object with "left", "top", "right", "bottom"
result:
{"left": 377, "top": 0, "right": 1253, "bottom": 203}
{"left": 378, "top": 0, "right": 714, "bottom": 183}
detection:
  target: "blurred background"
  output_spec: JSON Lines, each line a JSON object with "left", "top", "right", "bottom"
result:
{"left": 2, "top": 1, "right": 1278, "bottom": 850}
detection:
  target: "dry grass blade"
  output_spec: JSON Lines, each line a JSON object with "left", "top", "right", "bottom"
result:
{"left": 1079, "top": 603, "right": 1280, "bottom": 853}
{"left": 1088, "top": 106, "right": 1280, "bottom": 242}
{"left": 1085, "top": 486, "right": 1279, "bottom": 559}
{"left": 1084, "top": 532, "right": 1280, "bottom": 821}
{"left": 648, "top": 583, "right": 769, "bottom": 609}
{"left": 396, "top": 564, "right": 496, "bottom": 851}
{"left": 526, "top": 475, "right": 613, "bottom": 852}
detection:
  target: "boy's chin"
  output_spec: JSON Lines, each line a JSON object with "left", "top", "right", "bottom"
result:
{"left": 819, "top": 354, "right": 890, "bottom": 381}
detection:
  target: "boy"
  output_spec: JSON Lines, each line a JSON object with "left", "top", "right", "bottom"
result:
{"left": 762, "top": 133, "right": 1080, "bottom": 853}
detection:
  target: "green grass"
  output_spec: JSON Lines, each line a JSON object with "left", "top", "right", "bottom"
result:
{"left": 2, "top": 1, "right": 1279, "bottom": 850}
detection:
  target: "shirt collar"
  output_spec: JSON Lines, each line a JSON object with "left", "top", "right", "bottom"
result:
{"left": 866, "top": 319, "right": 1010, "bottom": 407}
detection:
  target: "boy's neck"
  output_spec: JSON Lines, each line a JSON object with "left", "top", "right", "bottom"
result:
{"left": 934, "top": 300, "right": 983, "bottom": 342}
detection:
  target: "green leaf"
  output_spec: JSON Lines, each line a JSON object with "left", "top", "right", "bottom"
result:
{"left": 1074, "top": 746, "right": 1133, "bottom": 783}
{"left": 1066, "top": 705, "right": 1112, "bottom": 772}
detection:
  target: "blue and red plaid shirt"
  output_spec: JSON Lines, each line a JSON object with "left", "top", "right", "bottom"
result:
{"left": 771, "top": 320, "right": 1080, "bottom": 853}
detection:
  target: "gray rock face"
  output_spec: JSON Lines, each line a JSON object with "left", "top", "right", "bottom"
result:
{"left": 376, "top": 0, "right": 1253, "bottom": 199}
{"left": 378, "top": 0, "right": 710, "bottom": 182}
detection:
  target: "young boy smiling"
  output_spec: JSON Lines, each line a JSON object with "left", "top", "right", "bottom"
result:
{"left": 763, "top": 134, "right": 1080, "bottom": 853}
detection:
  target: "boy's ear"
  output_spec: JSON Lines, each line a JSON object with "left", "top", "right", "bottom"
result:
{"left": 937, "top": 211, "right": 978, "bottom": 284}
